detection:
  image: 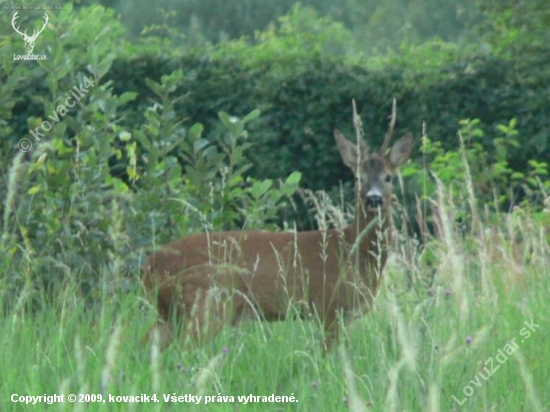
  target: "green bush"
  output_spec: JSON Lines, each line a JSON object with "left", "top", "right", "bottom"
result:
{"left": 6, "top": 5, "right": 550, "bottom": 200}
{"left": 0, "top": 5, "right": 300, "bottom": 299}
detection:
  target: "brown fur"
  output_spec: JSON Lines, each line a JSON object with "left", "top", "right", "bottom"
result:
{"left": 143, "top": 125, "right": 413, "bottom": 351}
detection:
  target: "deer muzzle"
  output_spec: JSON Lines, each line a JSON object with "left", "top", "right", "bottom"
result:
{"left": 366, "top": 187, "right": 384, "bottom": 208}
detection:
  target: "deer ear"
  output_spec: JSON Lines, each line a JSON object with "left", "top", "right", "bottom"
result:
{"left": 389, "top": 133, "right": 414, "bottom": 167}
{"left": 334, "top": 129, "right": 367, "bottom": 172}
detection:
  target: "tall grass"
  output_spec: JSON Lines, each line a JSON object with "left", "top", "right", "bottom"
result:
{"left": 1, "top": 151, "right": 549, "bottom": 412}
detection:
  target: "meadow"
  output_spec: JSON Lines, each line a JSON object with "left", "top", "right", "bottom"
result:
{"left": 1, "top": 2, "right": 549, "bottom": 411}
{"left": 2, "top": 162, "right": 548, "bottom": 411}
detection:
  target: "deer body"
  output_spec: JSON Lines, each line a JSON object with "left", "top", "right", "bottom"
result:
{"left": 143, "top": 102, "right": 413, "bottom": 350}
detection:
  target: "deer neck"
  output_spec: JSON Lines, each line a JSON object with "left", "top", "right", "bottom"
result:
{"left": 343, "top": 201, "right": 393, "bottom": 284}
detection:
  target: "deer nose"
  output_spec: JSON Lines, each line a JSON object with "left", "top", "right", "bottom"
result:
{"left": 366, "top": 194, "right": 384, "bottom": 208}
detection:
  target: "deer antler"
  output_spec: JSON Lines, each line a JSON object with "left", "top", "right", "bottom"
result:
{"left": 379, "top": 97, "right": 397, "bottom": 155}
{"left": 351, "top": 98, "right": 369, "bottom": 155}
{"left": 11, "top": 11, "right": 49, "bottom": 39}
{"left": 35, "top": 13, "right": 49, "bottom": 38}
{"left": 32, "top": 13, "right": 49, "bottom": 39}
{"left": 11, "top": 11, "right": 26, "bottom": 37}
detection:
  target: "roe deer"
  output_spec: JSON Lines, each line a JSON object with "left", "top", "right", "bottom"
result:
{"left": 143, "top": 99, "right": 414, "bottom": 351}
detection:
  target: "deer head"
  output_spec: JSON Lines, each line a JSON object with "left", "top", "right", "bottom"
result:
{"left": 334, "top": 99, "right": 413, "bottom": 212}
{"left": 12, "top": 11, "right": 49, "bottom": 54}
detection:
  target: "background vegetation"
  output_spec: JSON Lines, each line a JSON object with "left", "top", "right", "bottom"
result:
{"left": 0, "top": 0, "right": 548, "bottom": 410}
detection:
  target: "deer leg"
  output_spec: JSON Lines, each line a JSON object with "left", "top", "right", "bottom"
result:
{"left": 321, "top": 314, "right": 340, "bottom": 354}
{"left": 183, "top": 279, "right": 237, "bottom": 348}
{"left": 144, "top": 276, "right": 183, "bottom": 349}
{"left": 146, "top": 270, "right": 241, "bottom": 350}
{"left": 147, "top": 321, "right": 174, "bottom": 350}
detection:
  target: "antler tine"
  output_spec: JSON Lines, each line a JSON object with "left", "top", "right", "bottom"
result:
{"left": 11, "top": 11, "right": 26, "bottom": 36}
{"left": 379, "top": 97, "right": 397, "bottom": 155}
{"left": 351, "top": 98, "right": 368, "bottom": 155}
{"left": 35, "top": 13, "right": 49, "bottom": 37}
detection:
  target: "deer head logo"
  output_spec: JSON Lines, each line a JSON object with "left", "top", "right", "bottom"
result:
{"left": 12, "top": 11, "right": 49, "bottom": 54}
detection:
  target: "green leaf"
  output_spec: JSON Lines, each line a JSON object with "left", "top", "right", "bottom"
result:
{"left": 27, "top": 186, "right": 41, "bottom": 195}
{"left": 118, "top": 131, "right": 132, "bottom": 142}
{"left": 189, "top": 123, "right": 204, "bottom": 140}
{"left": 251, "top": 179, "right": 272, "bottom": 199}
{"left": 193, "top": 139, "right": 210, "bottom": 152}
{"left": 242, "top": 109, "right": 261, "bottom": 124}
{"left": 218, "top": 111, "right": 232, "bottom": 127}
{"left": 118, "top": 92, "right": 138, "bottom": 105}
{"left": 58, "top": 2, "right": 73, "bottom": 21}
{"left": 285, "top": 171, "right": 302, "bottom": 186}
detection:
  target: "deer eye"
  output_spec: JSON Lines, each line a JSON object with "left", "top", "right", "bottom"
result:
{"left": 384, "top": 174, "right": 393, "bottom": 183}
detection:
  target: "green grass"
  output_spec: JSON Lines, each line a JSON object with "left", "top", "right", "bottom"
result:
{"left": 1, "top": 195, "right": 548, "bottom": 411}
